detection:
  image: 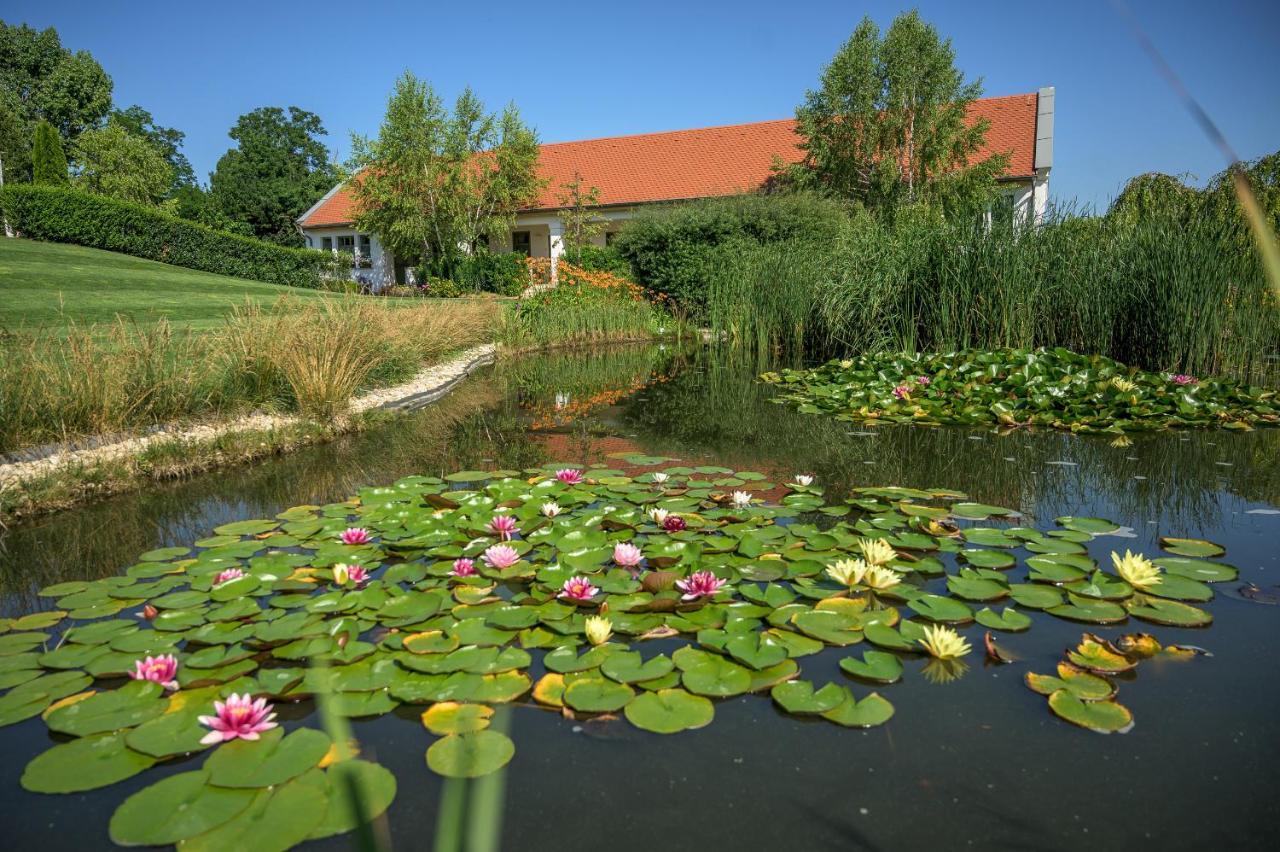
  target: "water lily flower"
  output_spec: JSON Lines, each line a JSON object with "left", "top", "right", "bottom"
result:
{"left": 919, "top": 624, "right": 972, "bottom": 660}
{"left": 340, "top": 527, "right": 371, "bottom": 545}
{"left": 1172, "top": 374, "right": 1197, "bottom": 385}
{"left": 213, "top": 568, "right": 244, "bottom": 586}
{"left": 863, "top": 565, "right": 902, "bottom": 591}
{"left": 652, "top": 472, "right": 669, "bottom": 485}
{"left": 198, "top": 693, "right": 278, "bottom": 745}
{"left": 333, "top": 563, "right": 369, "bottom": 587}
{"left": 584, "top": 615, "right": 613, "bottom": 646}
{"left": 130, "top": 654, "right": 179, "bottom": 691}
{"left": 892, "top": 385, "right": 911, "bottom": 400}
{"left": 839, "top": 359, "right": 853, "bottom": 369}
{"left": 731, "top": 491, "right": 752, "bottom": 509}
{"left": 140, "top": 604, "right": 158, "bottom": 621}
{"left": 450, "top": 558, "right": 477, "bottom": 577}
{"left": 541, "top": 502, "right": 562, "bottom": 518}
{"left": 554, "top": 469, "right": 584, "bottom": 485}
{"left": 792, "top": 474, "right": 814, "bottom": 487}
{"left": 858, "top": 537, "right": 897, "bottom": 566}
{"left": 827, "top": 558, "right": 870, "bottom": 588}
{"left": 916, "top": 376, "right": 932, "bottom": 386}
{"left": 1111, "top": 549, "right": 1162, "bottom": 588}
{"left": 482, "top": 545, "right": 520, "bottom": 570}
{"left": 650, "top": 507, "right": 670, "bottom": 525}
{"left": 558, "top": 575, "right": 600, "bottom": 602}
{"left": 613, "top": 542, "right": 644, "bottom": 568}
{"left": 662, "top": 515, "right": 687, "bottom": 532}
{"left": 488, "top": 515, "right": 519, "bottom": 540}
{"left": 1110, "top": 434, "right": 1134, "bottom": 448}
{"left": 1110, "top": 377, "right": 1137, "bottom": 393}
{"left": 676, "top": 570, "right": 727, "bottom": 601}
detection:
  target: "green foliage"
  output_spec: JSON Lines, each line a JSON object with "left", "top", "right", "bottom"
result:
{"left": 171, "top": 185, "right": 255, "bottom": 236}
{"left": 71, "top": 121, "right": 174, "bottom": 205}
{"left": 110, "top": 105, "right": 195, "bottom": 193}
{"left": 613, "top": 192, "right": 847, "bottom": 317}
{"left": 209, "top": 106, "right": 337, "bottom": 246}
{"left": 1, "top": 184, "right": 347, "bottom": 288}
{"left": 349, "top": 72, "right": 542, "bottom": 278}
{"left": 0, "top": 22, "right": 113, "bottom": 140}
{"left": 0, "top": 87, "right": 31, "bottom": 182}
{"left": 456, "top": 249, "right": 525, "bottom": 295}
{"left": 763, "top": 348, "right": 1279, "bottom": 432}
{"left": 499, "top": 279, "right": 668, "bottom": 347}
{"left": 556, "top": 172, "right": 604, "bottom": 250}
{"left": 562, "top": 244, "right": 631, "bottom": 277}
{"left": 30, "top": 119, "right": 67, "bottom": 185}
{"left": 784, "top": 11, "right": 1005, "bottom": 218}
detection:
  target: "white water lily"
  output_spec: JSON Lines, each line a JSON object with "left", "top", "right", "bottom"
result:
{"left": 858, "top": 537, "right": 897, "bottom": 566}
{"left": 1111, "top": 549, "right": 1162, "bottom": 588}
{"left": 1111, "top": 376, "right": 1137, "bottom": 393}
{"left": 731, "top": 491, "right": 753, "bottom": 508}
{"left": 792, "top": 474, "right": 814, "bottom": 487}
{"left": 862, "top": 565, "right": 902, "bottom": 591}
{"left": 652, "top": 472, "right": 669, "bottom": 484}
{"left": 649, "top": 508, "right": 670, "bottom": 524}
{"left": 919, "top": 624, "right": 972, "bottom": 660}
{"left": 541, "top": 502, "right": 561, "bottom": 518}
{"left": 826, "top": 558, "right": 870, "bottom": 588}
{"left": 584, "top": 615, "right": 613, "bottom": 646}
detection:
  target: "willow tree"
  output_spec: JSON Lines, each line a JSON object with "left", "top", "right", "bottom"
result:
{"left": 787, "top": 11, "right": 1007, "bottom": 218}
{"left": 350, "top": 72, "right": 542, "bottom": 278}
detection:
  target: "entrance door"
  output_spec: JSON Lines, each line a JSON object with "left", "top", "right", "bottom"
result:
{"left": 511, "top": 230, "right": 531, "bottom": 257}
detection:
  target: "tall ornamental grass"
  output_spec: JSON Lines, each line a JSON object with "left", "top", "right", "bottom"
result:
{"left": 0, "top": 297, "right": 497, "bottom": 453}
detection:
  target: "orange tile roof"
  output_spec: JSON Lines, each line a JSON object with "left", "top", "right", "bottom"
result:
{"left": 300, "top": 92, "right": 1040, "bottom": 228}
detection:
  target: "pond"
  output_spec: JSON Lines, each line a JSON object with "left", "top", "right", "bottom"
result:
{"left": 1, "top": 343, "right": 1278, "bottom": 850}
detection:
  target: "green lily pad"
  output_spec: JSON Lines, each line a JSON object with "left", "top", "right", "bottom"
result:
{"left": 600, "top": 651, "right": 675, "bottom": 684}
{"left": 563, "top": 676, "right": 636, "bottom": 712}
{"left": 179, "top": 774, "right": 328, "bottom": 852}
{"left": 421, "top": 702, "right": 493, "bottom": 735}
{"left": 974, "top": 607, "right": 1032, "bottom": 632}
{"left": 21, "top": 731, "right": 157, "bottom": 793}
{"left": 682, "top": 657, "right": 753, "bottom": 697}
{"left": 305, "top": 761, "right": 397, "bottom": 839}
{"left": 1025, "top": 666, "right": 1116, "bottom": 701}
{"left": 770, "top": 679, "right": 845, "bottom": 714}
{"left": 46, "top": 679, "right": 165, "bottom": 736}
{"left": 1159, "top": 537, "right": 1224, "bottom": 558}
{"left": 623, "top": 688, "right": 715, "bottom": 733}
{"left": 426, "top": 730, "right": 515, "bottom": 778}
{"left": 907, "top": 594, "right": 973, "bottom": 624}
{"left": 1154, "top": 557, "right": 1237, "bottom": 583}
{"left": 821, "top": 688, "right": 895, "bottom": 727}
{"left": 839, "top": 650, "right": 904, "bottom": 683}
{"left": 1056, "top": 516, "right": 1121, "bottom": 534}
{"left": 1046, "top": 596, "right": 1128, "bottom": 624}
{"left": 109, "top": 770, "right": 258, "bottom": 846}
{"left": 205, "top": 727, "right": 331, "bottom": 788}
{"left": 1124, "top": 595, "right": 1213, "bottom": 627}
{"left": 1047, "top": 690, "right": 1133, "bottom": 734}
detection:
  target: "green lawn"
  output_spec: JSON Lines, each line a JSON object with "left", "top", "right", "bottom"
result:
{"left": 0, "top": 237, "right": 335, "bottom": 333}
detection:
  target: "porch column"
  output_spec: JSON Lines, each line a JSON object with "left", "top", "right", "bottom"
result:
{"left": 548, "top": 219, "right": 565, "bottom": 283}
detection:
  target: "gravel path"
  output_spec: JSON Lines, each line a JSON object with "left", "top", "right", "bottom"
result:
{"left": 0, "top": 343, "right": 496, "bottom": 487}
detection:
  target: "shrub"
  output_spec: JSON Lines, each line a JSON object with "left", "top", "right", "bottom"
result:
{"left": 0, "top": 184, "right": 348, "bottom": 289}
{"left": 457, "top": 249, "right": 526, "bottom": 295}
{"left": 562, "top": 244, "right": 633, "bottom": 278}
{"left": 423, "top": 276, "right": 466, "bottom": 298}
{"left": 613, "top": 192, "right": 848, "bottom": 316}
{"left": 31, "top": 120, "right": 68, "bottom": 186}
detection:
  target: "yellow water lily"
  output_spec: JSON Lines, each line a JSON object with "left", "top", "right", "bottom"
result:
{"left": 1111, "top": 550, "right": 1162, "bottom": 588}
{"left": 1110, "top": 377, "right": 1137, "bottom": 393}
{"left": 1109, "top": 434, "right": 1133, "bottom": 448}
{"left": 858, "top": 537, "right": 897, "bottom": 566}
{"left": 919, "top": 624, "right": 972, "bottom": 660}
{"left": 826, "top": 558, "right": 870, "bottom": 588}
{"left": 862, "top": 565, "right": 902, "bottom": 591}
{"left": 584, "top": 615, "right": 613, "bottom": 646}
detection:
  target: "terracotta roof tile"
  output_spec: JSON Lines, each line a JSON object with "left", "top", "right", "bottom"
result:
{"left": 300, "top": 92, "right": 1040, "bottom": 228}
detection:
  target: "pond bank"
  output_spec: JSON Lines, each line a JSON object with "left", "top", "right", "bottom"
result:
{"left": 0, "top": 343, "right": 497, "bottom": 524}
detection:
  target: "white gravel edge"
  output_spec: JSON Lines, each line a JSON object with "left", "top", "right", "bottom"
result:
{"left": 0, "top": 343, "right": 496, "bottom": 487}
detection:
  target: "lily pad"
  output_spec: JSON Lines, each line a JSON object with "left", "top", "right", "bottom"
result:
{"left": 563, "top": 677, "right": 635, "bottom": 712}
{"left": 205, "top": 727, "right": 331, "bottom": 788}
{"left": 109, "top": 770, "right": 258, "bottom": 846}
{"left": 974, "top": 607, "right": 1032, "bottom": 632}
{"left": 1047, "top": 690, "right": 1133, "bottom": 734}
{"left": 839, "top": 650, "right": 904, "bottom": 683}
{"left": 45, "top": 679, "right": 165, "bottom": 736}
{"left": 22, "top": 731, "right": 157, "bottom": 793}
{"left": 179, "top": 774, "right": 328, "bottom": 852}
{"left": 1159, "top": 537, "right": 1224, "bottom": 558}
{"left": 421, "top": 702, "right": 494, "bottom": 735}
{"left": 624, "top": 688, "right": 715, "bottom": 734}
{"left": 426, "top": 730, "right": 515, "bottom": 778}
{"left": 821, "top": 688, "right": 895, "bottom": 727}
{"left": 770, "top": 679, "right": 845, "bottom": 714}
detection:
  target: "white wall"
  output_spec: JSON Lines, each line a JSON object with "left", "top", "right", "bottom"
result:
{"left": 299, "top": 228, "right": 394, "bottom": 287}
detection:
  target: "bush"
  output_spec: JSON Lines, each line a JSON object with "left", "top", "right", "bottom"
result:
{"left": 563, "top": 244, "right": 632, "bottom": 278}
{"left": 613, "top": 192, "right": 848, "bottom": 316}
{"left": 457, "top": 248, "right": 526, "bottom": 295}
{"left": 423, "top": 276, "right": 466, "bottom": 298}
{"left": 1, "top": 184, "right": 347, "bottom": 289}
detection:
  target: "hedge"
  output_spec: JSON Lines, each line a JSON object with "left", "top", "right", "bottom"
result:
{"left": 1, "top": 184, "right": 347, "bottom": 289}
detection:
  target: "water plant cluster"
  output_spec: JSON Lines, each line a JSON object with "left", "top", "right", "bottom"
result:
{"left": 0, "top": 463, "right": 1237, "bottom": 847}
{"left": 761, "top": 348, "right": 1279, "bottom": 432}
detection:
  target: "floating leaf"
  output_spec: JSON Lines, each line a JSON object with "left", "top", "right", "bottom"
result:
{"left": 1025, "top": 665, "right": 1116, "bottom": 701}
{"left": 821, "top": 688, "right": 895, "bottom": 727}
{"left": 205, "top": 727, "right": 331, "bottom": 788}
{"left": 624, "top": 688, "right": 715, "bottom": 734}
{"left": 839, "top": 650, "right": 904, "bottom": 683}
{"left": 1124, "top": 595, "right": 1213, "bottom": 627}
{"left": 974, "top": 607, "right": 1032, "bottom": 632}
{"left": 426, "top": 730, "right": 515, "bottom": 778}
{"left": 770, "top": 680, "right": 845, "bottom": 714}
{"left": 1047, "top": 690, "right": 1133, "bottom": 734}
{"left": 45, "top": 679, "right": 165, "bottom": 736}
{"left": 108, "top": 770, "right": 258, "bottom": 846}
{"left": 179, "top": 774, "right": 328, "bottom": 852}
{"left": 22, "top": 732, "right": 156, "bottom": 793}
{"left": 421, "top": 702, "right": 493, "bottom": 735}
{"left": 563, "top": 677, "right": 635, "bottom": 712}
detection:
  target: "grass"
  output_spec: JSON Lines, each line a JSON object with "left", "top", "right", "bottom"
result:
{"left": 0, "top": 237, "right": 341, "bottom": 334}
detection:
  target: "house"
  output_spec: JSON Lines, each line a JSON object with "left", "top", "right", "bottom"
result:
{"left": 297, "top": 87, "right": 1054, "bottom": 285}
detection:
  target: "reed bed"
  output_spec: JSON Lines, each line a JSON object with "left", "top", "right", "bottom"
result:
{"left": 0, "top": 296, "right": 498, "bottom": 453}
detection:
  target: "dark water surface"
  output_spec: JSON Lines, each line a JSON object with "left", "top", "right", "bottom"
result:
{"left": 2, "top": 344, "right": 1278, "bottom": 851}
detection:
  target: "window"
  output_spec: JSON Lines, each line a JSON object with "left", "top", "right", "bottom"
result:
{"left": 511, "top": 230, "right": 531, "bottom": 257}
{"left": 321, "top": 236, "right": 333, "bottom": 251}
{"left": 605, "top": 231, "right": 619, "bottom": 247}
{"left": 357, "top": 235, "right": 373, "bottom": 267}
{"left": 337, "top": 235, "right": 355, "bottom": 253}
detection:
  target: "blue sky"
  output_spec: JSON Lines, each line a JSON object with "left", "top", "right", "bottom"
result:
{"left": 5, "top": 0, "right": 1278, "bottom": 209}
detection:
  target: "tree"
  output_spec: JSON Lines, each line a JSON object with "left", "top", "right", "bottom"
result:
{"left": 0, "top": 87, "right": 30, "bottom": 182}
{"left": 111, "top": 105, "right": 195, "bottom": 193}
{"left": 72, "top": 121, "right": 173, "bottom": 205}
{"left": 209, "top": 106, "right": 337, "bottom": 246}
{"left": 172, "top": 185, "right": 254, "bottom": 236}
{"left": 557, "top": 172, "right": 605, "bottom": 250}
{"left": 0, "top": 22, "right": 112, "bottom": 142}
{"left": 786, "top": 11, "right": 1006, "bottom": 218}
{"left": 31, "top": 119, "right": 68, "bottom": 185}
{"left": 349, "top": 72, "right": 542, "bottom": 278}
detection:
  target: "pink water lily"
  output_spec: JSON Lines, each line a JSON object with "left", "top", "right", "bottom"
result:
{"left": 892, "top": 385, "right": 911, "bottom": 400}
{"left": 558, "top": 575, "right": 600, "bottom": 602}
{"left": 213, "top": 568, "right": 244, "bottom": 586}
{"left": 916, "top": 375, "right": 932, "bottom": 386}
{"left": 613, "top": 542, "right": 643, "bottom": 568}
{"left": 676, "top": 570, "right": 727, "bottom": 601}
{"left": 451, "top": 558, "right": 477, "bottom": 577}
{"left": 130, "top": 654, "right": 179, "bottom": 691}
{"left": 198, "top": 693, "right": 277, "bottom": 744}
{"left": 554, "top": 469, "right": 584, "bottom": 485}
{"left": 662, "top": 515, "right": 687, "bottom": 532}
{"left": 340, "top": 527, "right": 371, "bottom": 545}
{"left": 1172, "top": 374, "right": 1197, "bottom": 385}
{"left": 333, "top": 563, "right": 369, "bottom": 586}
{"left": 488, "top": 515, "right": 519, "bottom": 540}
{"left": 482, "top": 544, "right": 520, "bottom": 569}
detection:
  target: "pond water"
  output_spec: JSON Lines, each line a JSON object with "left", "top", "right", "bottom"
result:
{"left": 1, "top": 343, "right": 1278, "bottom": 851}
